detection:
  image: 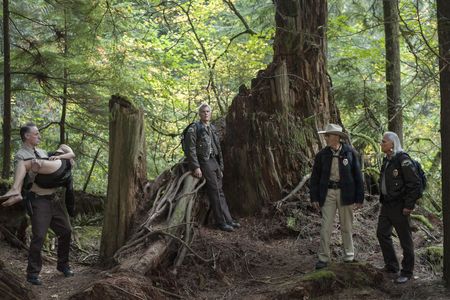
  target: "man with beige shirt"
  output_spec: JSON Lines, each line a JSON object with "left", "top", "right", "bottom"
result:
{"left": 310, "top": 124, "right": 364, "bottom": 269}
{"left": 15, "top": 123, "right": 73, "bottom": 285}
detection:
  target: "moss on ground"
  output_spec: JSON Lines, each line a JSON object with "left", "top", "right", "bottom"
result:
{"left": 411, "top": 214, "right": 434, "bottom": 230}
{"left": 423, "top": 245, "right": 443, "bottom": 271}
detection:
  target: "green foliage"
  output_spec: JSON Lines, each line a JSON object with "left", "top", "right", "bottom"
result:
{"left": 1, "top": 0, "right": 274, "bottom": 190}
{"left": 0, "top": 0, "right": 443, "bottom": 205}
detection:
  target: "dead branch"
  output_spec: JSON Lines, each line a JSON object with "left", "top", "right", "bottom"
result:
{"left": 275, "top": 174, "right": 311, "bottom": 210}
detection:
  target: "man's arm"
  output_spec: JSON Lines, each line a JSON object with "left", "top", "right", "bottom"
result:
{"left": 400, "top": 156, "right": 421, "bottom": 210}
{"left": 352, "top": 149, "right": 365, "bottom": 204}
{"left": 212, "top": 126, "right": 224, "bottom": 171}
{"left": 186, "top": 124, "right": 200, "bottom": 171}
{"left": 49, "top": 144, "right": 75, "bottom": 160}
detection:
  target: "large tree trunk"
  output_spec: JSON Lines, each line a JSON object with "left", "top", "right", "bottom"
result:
{"left": 223, "top": 0, "right": 337, "bottom": 214}
{"left": 437, "top": 0, "right": 450, "bottom": 286}
{"left": 383, "top": 0, "right": 403, "bottom": 143}
{"left": 100, "top": 96, "right": 147, "bottom": 262}
{"left": 2, "top": 0, "right": 12, "bottom": 180}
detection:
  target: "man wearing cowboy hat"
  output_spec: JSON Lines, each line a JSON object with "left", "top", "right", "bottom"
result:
{"left": 310, "top": 123, "right": 364, "bottom": 269}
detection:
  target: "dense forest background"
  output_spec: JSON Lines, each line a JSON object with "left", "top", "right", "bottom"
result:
{"left": 0, "top": 0, "right": 441, "bottom": 214}
{"left": 1, "top": 1, "right": 450, "bottom": 299}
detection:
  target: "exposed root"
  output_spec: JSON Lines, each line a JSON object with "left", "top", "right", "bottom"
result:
{"left": 113, "top": 164, "right": 206, "bottom": 274}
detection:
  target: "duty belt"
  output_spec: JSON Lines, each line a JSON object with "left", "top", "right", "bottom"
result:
{"left": 328, "top": 180, "right": 341, "bottom": 189}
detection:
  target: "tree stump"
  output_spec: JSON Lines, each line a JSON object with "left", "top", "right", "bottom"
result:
{"left": 100, "top": 95, "right": 147, "bottom": 262}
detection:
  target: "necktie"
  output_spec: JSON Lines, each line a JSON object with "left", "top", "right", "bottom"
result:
{"left": 34, "top": 149, "right": 41, "bottom": 158}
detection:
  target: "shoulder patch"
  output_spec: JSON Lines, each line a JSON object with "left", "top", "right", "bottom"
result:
{"left": 401, "top": 159, "right": 413, "bottom": 167}
{"left": 187, "top": 127, "right": 195, "bottom": 133}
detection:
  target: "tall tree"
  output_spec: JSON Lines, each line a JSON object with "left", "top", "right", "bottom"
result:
{"left": 2, "top": 0, "right": 12, "bottom": 179}
{"left": 383, "top": 0, "right": 403, "bottom": 142}
{"left": 437, "top": 0, "right": 450, "bottom": 286}
{"left": 223, "top": 0, "right": 337, "bottom": 214}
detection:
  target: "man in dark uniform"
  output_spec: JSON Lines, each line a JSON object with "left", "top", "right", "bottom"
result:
{"left": 377, "top": 131, "right": 421, "bottom": 284}
{"left": 15, "top": 123, "right": 74, "bottom": 285}
{"left": 185, "top": 104, "right": 240, "bottom": 232}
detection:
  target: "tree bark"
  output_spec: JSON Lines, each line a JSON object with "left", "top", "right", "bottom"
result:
{"left": 60, "top": 8, "right": 68, "bottom": 145}
{"left": 437, "top": 0, "right": 450, "bottom": 286}
{"left": 383, "top": 0, "right": 403, "bottom": 143}
{"left": 100, "top": 95, "right": 147, "bottom": 262}
{"left": 2, "top": 0, "right": 12, "bottom": 180}
{"left": 223, "top": 0, "right": 337, "bottom": 214}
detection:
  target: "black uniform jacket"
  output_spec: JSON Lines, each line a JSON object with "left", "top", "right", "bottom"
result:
{"left": 379, "top": 152, "right": 421, "bottom": 209}
{"left": 310, "top": 143, "right": 365, "bottom": 207}
{"left": 185, "top": 121, "right": 224, "bottom": 171}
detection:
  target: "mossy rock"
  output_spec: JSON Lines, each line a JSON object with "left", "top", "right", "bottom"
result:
{"left": 328, "top": 262, "right": 384, "bottom": 288}
{"left": 273, "top": 263, "right": 384, "bottom": 299}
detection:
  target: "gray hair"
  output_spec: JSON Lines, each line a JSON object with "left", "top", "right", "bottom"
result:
{"left": 198, "top": 103, "right": 211, "bottom": 113}
{"left": 383, "top": 131, "right": 403, "bottom": 154}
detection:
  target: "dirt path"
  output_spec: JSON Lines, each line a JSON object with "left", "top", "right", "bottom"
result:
{"left": 1, "top": 207, "right": 449, "bottom": 299}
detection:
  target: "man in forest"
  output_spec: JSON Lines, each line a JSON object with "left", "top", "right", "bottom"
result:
{"left": 184, "top": 103, "right": 240, "bottom": 232}
{"left": 310, "top": 123, "right": 364, "bottom": 269}
{"left": 15, "top": 123, "right": 74, "bottom": 285}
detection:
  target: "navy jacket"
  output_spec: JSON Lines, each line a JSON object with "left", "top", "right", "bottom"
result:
{"left": 310, "top": 143, "right": 365, "bottom": 207}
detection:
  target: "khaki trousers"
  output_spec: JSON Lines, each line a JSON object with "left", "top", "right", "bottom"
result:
{"left": 318, "top": 188, "right": 354, "bottom": 262}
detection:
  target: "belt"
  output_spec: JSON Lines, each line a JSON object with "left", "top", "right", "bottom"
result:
{"left": 30, "top": 191, "right": 57, "bottom": 201}
{"left": 328, "top": 181, "right": 341, "bottom": 189}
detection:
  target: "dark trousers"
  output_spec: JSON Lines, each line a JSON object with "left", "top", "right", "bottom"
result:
{"left": 376, "top": 202, "right": 414, "bottom": 277}
{"left": 27, "top": 193, "right": 72, "bottom": 276}
{"left": 200, "top": 157, "right": 233, "bottom": 226}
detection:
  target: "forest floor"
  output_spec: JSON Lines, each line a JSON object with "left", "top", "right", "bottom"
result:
{"left": 1, "top": 196, "right": 450, "bottom": 299}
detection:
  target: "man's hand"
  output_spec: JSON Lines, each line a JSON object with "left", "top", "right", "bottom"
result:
{"left": 49, "top": 156, "right": 60, "bottom": 161}
{"left": 354, "top": 203, "right": 363, "bottom": 210}
{"left": 193, "top": 168, "right": 202, "bottom": 178}
{"left": 402, "top": 208, "right": 413, "bottom": 216}
{"left": 312, "top": 202, "right": 320, "bottom": 212}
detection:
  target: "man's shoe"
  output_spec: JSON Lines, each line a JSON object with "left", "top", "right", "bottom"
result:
{"left": 229, "top": 221, "right": 241, "bottom": 228}
{"left": 57, "top": 266, "right": 74, "bottom": 277}
{"left": 217, "top": 224, "right": 234, "bottom": 232}
{"left": 395, "top": 275, "right": 410, "bottom": 284}
{"left": 26, "top": 275, "right": 42, "bottom": 285}
{"left": 315, "top": 260, "right": 328, "bottom": 270}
